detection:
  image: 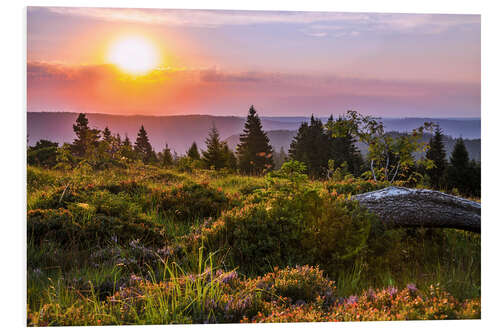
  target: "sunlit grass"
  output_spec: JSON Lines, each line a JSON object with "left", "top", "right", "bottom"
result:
{"left": 27, "top": 164, "right": 481, "bottom": 325}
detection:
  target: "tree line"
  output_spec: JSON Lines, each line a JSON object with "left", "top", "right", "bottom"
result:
{"left": 27, "top": 106, "right": 480, "bottom": 197}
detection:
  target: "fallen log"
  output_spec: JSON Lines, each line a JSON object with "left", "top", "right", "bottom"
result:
{"left": 352, "top": 187, "right": 481, "bottom": 233}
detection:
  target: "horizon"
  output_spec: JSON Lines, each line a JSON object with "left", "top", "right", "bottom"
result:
{"left": 27, "top": 110, "right": 481, "bottom": 120}
{"left": 28, "top": 7, "right": 480, "bottom": 118}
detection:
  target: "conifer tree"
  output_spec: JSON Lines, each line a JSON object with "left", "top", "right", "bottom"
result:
{"left": 289, "top": 116, "right": 330, "bottom": 178}
{"left": 161, "top": 142, "right": 174, "bottom": 167}
{"left": 119, "top": 134, "right": 135, "bottom": 160}
{"left": 187, "top": 142, "right": 201, "bottom": 160}
{"left": 102, "top": 126, "right": 112, "bottom": 143}
{"left": 425, "top": 125, "right": 447, "bottom": 189}
{"left": 202, "top": 124, "right": 226, "bottom": 170}
{"left": 71, "top": 113, "right": 100, "bottom": 157}
{"left": 447, "top": 138, "right": 470, "bottom": 194}
{"left": 134, "top": 125, "right": 155, "bottom": 163}
{"left": 123, "top": 135, "right": 131, "bottom": 148}
{"left": 468, "top": 160, "right": 481, "bottom": 197}
{"left": 236, "top": 105, "right": 274, "bottom": 174}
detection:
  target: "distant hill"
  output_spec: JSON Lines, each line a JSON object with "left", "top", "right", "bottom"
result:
{"left": 27, "top": 112, "right": 480, "bottom": 158}
{"left": 225, "top": 130, "right": 481, "bottom": 162}
{"left": 27, "top": 112, "right": 299, "bottom": 154}
{"left": 261, "top": 117, "right": 480, "bottom": 139}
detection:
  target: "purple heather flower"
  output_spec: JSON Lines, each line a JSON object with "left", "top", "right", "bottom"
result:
{"left": 387, "top": 286, "right": 398, "bottom": 297}
{"left": 129, "top": 274, "right": 142, "bottom": 285}
{"left": 366, "top": 288, "right": 376, "bottom": 301}
{"left": 346, "top": 295, "right": 358, "bottom": 305}
{"left": 407, "top": 283, "right": 418, "bottom": 293}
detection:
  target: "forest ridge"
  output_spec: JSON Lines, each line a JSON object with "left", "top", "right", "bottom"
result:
{"left": 27, "top": 112, "right": 480, "bottom": 154}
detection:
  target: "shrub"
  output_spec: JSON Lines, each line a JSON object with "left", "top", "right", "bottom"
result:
{"left": 151, "top": 182, "right": 231, "bottom": 221}
{"left": 243, "top": 284, "right": 480, "bottom": 323}
{"left": 328, "top": 284, "right": 480, "bottom": 321}
{"left": 198, "top": 184, "right": 375, "bottom": 276}
{"left": 27, "top": 209, "right": 78, "bottom": 247}
{"left": 250, "top": 266, "right": 336, "bottom": 305}
{"left": 27, "top": 208, "right": 165, "bottom": 249}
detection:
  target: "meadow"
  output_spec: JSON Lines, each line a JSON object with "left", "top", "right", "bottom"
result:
{"left": 26, "top": 163, "right": 480, "bottom": 325}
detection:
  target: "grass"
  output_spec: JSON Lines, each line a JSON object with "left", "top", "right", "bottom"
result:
{"left": 26, "top": 164, "right": 481, "bottom": 325}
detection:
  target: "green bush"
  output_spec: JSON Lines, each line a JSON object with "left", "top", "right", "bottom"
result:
{"left": 198, "top": 184, "right": 375, "bottom": 276}
{"left": 151, "top": 181, "right": 231, "bottom": 221}
{"left": 27, "top": 209, "right": 79, "bottom": 247}
{"left": 27, "top": 208, "right": 165, "bottom": 249}
{"left": 251, "top": 265, "right": 336, "bottom": 304}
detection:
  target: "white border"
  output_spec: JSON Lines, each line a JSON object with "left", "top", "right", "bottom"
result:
{"left": 2, "top": 0, "right": 499, "bottom": 332}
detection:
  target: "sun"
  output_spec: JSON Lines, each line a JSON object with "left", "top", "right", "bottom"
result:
{"left": 108, "top": 36, "right": 159, "bottom": 75}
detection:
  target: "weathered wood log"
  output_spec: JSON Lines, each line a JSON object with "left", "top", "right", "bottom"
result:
{"left": 352, "top": 187, "right": 480, "bottom": 233}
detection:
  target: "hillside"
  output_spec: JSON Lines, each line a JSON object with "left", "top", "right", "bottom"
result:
{"left": 27, "top": 112, "right": 480, "bottom": 155}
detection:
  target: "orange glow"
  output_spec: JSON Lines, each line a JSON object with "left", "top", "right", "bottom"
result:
{"left": 107, "top": 36, "right": 159, "bottom": 75}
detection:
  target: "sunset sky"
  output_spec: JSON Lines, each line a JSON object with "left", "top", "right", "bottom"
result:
{"left": 27, "top": 7, "right": 481, "bottom": 117}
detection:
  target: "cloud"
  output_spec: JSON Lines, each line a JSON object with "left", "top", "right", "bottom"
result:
{"left": 30, "top": 7, "right": 479, "bottom": 36}
{"left": 199, "top": 69, "right": 264, "bottom": 83}
{"left": 27, "top": 61, "right": 479, "bottom": 117}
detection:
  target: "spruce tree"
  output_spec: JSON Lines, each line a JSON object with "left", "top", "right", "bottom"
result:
{"left": 289, "top": 116, "right": 330, "bottom": 178}
{"left": 161, "top": 142, "right": 174, "bottom": 167}
{"left": 202, "top": 124, "right": 226, "bottom": 170}
{"left": 71, "top": 113, "right": 100, "bottom": 157}
{"left": 102, "top": 126, "right": 112, "bottom": 143}
{"left": 134, "top": 125, "right": 155, "bottom": 163}
{"left": 447, "top": 138, "right": 470, "bottom": 194}
{"left": 236, "top": 105, "right": 274, "bottom": 174}
{"left": 123, "top": 135, "right": 131, "bottom": 147}
{"left": 289, "top": 122, "right": 309, "bottom": 163}
{"left": 468, "top": 160, "right": 481, "bottom": 197}
{"left": 187, "top": 142, "right": 201, "bottom": 160}
{"left": 425, "top": 126, "right": 447, "bottom": 189}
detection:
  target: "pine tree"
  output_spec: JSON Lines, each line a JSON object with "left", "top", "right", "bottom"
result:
{"left": 161, "top": 142, "right": 173, "bottom": 167}
{"left": 447, "top": 138, "right": 470, "bottom": 194}
{"left": 202, "top": 124, "right": 226, "bottom": 170}
{"left": 119, "top": 134, "right": 135, "bottom": 160}
{"left": 425, "top": 126, "right": 447, "bottom": 189}
{"left": 134, "top": 125, "right": 155, "bottom": 163}
{"left": 236, "top": 105, "right": 274, "bottom": 174}
{"left": 467, "top": 160, "right": 481, "bottom": 197}
{"left": 123, "top": 135, "right": 131, "bottom": 147}
{"left": 71, "top": 113, "right": 100, "bottom": 157}
{"left": 187, "top": 142, "right": 201, "bottom": 160}
{"left": 289, "top": 115, "right": 336, "bottom": 178}
{"left": 102, "top": 126, "right": 112, "bottom": 143}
